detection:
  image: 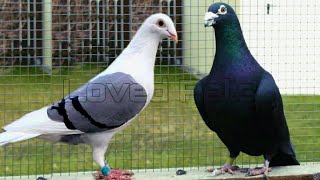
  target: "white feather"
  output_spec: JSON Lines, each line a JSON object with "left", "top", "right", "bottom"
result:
{"left": 3, "top": 107, "right": 82, "bottom": 135}
{"left": 0, "top": 132, "right": 39, "bottom": 146}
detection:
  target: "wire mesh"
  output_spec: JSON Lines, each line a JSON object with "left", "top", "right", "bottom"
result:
{"left": 0, "top": 0, "right": 319, "bottom": 178}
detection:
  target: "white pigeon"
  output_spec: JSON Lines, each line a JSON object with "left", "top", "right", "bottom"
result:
{"left": 0, "top": 13, "right": 178, "bottom": 177}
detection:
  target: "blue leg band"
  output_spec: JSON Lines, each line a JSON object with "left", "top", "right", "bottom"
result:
{"left": 101, "top": 166, "right": 110, "bottom": 176}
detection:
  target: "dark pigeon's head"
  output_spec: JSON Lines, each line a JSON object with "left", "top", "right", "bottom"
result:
{"left": 204, "top": 2, "right": 238, "bottom": 28}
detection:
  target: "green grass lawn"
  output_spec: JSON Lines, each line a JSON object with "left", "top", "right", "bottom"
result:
{"left": 0, "top": 64, "right": 320, "bottom": 176}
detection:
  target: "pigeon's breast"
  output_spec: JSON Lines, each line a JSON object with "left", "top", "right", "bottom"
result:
{"left": 203, "top": 74, "right": 272, "bottom": 156}
{"left": 203, "top": 75, "right": 261, "bottom": 149}
{"left": 203, "top": 75, "right": 259, "bottom": 109}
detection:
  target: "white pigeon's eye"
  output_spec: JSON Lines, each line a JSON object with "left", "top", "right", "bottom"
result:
{"left": 157, "top": 19, "right": 166, "bottom": 28}
{"left": 218, "top": 5, "right": 227, "bottom": 15}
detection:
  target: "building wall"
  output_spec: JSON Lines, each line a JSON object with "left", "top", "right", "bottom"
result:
{"left": 240, "top": 0, "right": 320, "bottom": 94}
{"left": 183, "top": 0, "right": 241, "bottom": 77}
{"left": 184, "top": 0, "right": 320, "bottom": 95}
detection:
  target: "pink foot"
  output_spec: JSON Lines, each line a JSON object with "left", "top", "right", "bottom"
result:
{"left": 219, "top": 163, "right": 239, "bottom": 174}
{"left": 94, "top": 169, "right": 134, "bottom": 180}
{"left": 246, "top": 167, "right": 272, "bottom": 179}
{"left": 207, "top": 163, "right": 239, "bottom": 175}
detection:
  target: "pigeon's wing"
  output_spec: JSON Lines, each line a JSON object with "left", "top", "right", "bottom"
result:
{"left": 255, "top": 71, "right": 289, "bottom": 142}
{"left": 194, "top": 76, "right": 211, "bottom": 129}
{"left": 47, "top": 72, "right": 147, "bottom": 133}
{"left": 255, "top": 71, "right": 299, "bottom": 166}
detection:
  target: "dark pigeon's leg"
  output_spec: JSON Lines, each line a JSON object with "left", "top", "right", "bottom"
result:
{"left": 209, "top": 156, "right": 239, "bottom": 175}
{"left": 217, "top": 151, "right": 240, "bottom": 175}
{"left": 219, "top": 157, "right": 239, "bottom": 174}
{"left": 246, "top": 159, "right": 272, "bottom": 179}
{"left": 211, "top": 150, "right": 240, "bottom": 175}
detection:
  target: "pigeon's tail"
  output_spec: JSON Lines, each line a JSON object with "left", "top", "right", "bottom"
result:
{"left": 0, "top": 131, "right": 39, "bottom": 146}
{"left": 269, "top": 152, "right": 300, "bottom": 166}
{"left": 269, "top": 142, "right": 300, "bottom": 167}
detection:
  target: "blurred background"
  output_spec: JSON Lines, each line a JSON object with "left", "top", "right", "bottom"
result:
{"left": 0, "top": 0, "right": 319, "bottom": 178}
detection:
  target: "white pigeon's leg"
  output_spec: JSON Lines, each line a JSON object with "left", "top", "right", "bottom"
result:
{"left": 92, "top": 145, "right": 112, "bottom": 180}
{"left": 92, "top": 144, "right": 134, "bottom": 180}
{"left": 92, "top": 145, "right": 109, "bottom": 173}
{"left": 84, "top": 131, "right": 134, "bottom": 180}
{"left": 82, "top": 132, "right": 112, "bottom": 175}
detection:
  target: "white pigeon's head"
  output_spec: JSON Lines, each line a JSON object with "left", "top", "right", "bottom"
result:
{"left": 138, "top": 13, "right": 178, "bottom": 44}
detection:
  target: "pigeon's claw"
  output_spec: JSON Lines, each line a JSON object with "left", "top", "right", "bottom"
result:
{"left": 209, "top": 163, "right": 239, "bottom": 176}
{"left": 209, "top": 157, "right": 239, "bottom": 176}
{"left": 94, "top": 171, "right": 105, "bottom": 180}
{"left": 245, "top": 167, "right": 272, "bottom": 179}
{"left": 94, "top": 169, "right": 134, "bottom": 180}
{"left": 106, "top": 169, "right": 134, "bottom": 180}
{"left": 220, "top": 163, "right": 239, "bottom": 175}
{"left": 245, "top": 159, "right": 272, "bottom": 179}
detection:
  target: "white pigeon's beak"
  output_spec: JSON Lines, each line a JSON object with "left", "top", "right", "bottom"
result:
{"left": 168, "top": 30, "right": 178, "bottom": 44}
{"left": 204, "top": 12, "right": 219, "bottom": 27}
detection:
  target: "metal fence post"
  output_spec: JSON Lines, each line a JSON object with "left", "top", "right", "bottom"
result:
{"left": 42, "top": 0, "right": 52, "bottom": 74}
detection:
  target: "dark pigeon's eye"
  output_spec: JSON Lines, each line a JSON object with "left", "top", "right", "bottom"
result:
{"left": 221, "top": 7, "right": 226, "bottom": 13}
{"left": 157, "top": 19, "right": 165, "bottom": 27}
{"left": 218, "top": 5, "right": 227, "bottom": 14}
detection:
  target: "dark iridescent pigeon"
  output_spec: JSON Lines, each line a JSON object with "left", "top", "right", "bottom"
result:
{"left": 194, "top": 2, "right": 299, "bottom": 178}
{"left": 0, "top": 13, "right": 178, "bottom": 179}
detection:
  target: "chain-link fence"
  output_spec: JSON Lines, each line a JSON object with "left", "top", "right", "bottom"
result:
{"left": 0, "top": 0, "right": 319, "bottom": 178}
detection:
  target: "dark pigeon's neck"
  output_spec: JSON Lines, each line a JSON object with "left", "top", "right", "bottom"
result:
{"left": 213, "top": 20, "right": 252, "bottom": 67}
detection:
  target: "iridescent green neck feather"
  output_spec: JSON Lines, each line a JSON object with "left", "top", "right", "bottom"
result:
{"left": 213, "top": 17, "right": 251, "bottom": 67}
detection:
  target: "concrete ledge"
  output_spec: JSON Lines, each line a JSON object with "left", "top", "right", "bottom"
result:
{"left": 202, "top": 165, "right": 320, "bottom": 180}
{"left": 1, "top": 164, "right": 319, "bottom": 180}
{"left": 133, "top": 165, "right": 320, "bottom": 180}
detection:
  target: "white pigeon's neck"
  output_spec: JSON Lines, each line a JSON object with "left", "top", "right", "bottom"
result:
{"left": 102, "top": 25, "right": 161, "bottom": 102}
{"left": 122, "top": 25, "right": 161, "bottom": 63}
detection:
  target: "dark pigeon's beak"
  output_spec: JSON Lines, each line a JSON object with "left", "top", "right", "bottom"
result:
{"left": 204, "top": 12, "right": 219, "bottom": 27}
